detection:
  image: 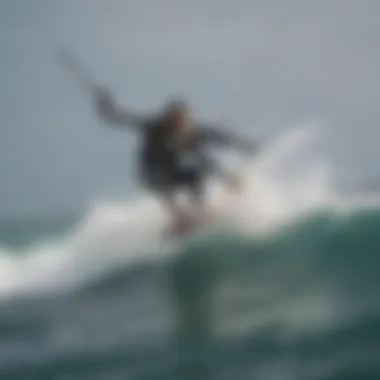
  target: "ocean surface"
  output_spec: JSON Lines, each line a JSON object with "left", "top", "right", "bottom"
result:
{"left": 1, "top": 126, "right": 379, "bottom": 380}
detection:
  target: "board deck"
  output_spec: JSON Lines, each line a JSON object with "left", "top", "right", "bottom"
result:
{"left": 167, "top": 213, "right": 215, "bottom": 239}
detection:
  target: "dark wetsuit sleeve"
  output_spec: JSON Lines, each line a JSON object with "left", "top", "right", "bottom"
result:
{"left": 196, "top": 124, "right": 258, "bottom": 153}
{"left": 96, "top": 92, "right": 149, "bottom": 131}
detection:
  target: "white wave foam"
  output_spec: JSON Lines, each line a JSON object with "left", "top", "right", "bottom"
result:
{"left": 0, "top": 122, "right": 337, "bottom": 300}
{"left": 0, "top": 197, "right": 172, "bottom": 300}
{"left": 217, "top": 122, "right": 334, "bottom": 233}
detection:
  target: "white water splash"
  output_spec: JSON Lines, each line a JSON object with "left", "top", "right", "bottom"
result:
{"left": 218, "top": 122, "right": 334, "bottom": 233}
{"left": 0, "top": 122, "right": 346, "bottom": 300}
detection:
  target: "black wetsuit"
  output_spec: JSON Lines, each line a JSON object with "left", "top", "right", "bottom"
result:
{"left": 140, "top": 119, "right": 224, "bottom": 201}
{"left": 96, "top": 93, "right": 254, "bottom": 202}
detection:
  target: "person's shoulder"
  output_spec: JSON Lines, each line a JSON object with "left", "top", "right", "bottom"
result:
{"left": 194, "top": 122, "right": 221, "bottom": 138}
{"left": 141, "top": 113, "right": 160, "bottom": 128}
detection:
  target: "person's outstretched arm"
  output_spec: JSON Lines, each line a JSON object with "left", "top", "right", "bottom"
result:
{"left": 58, "top": 51, "right": 148, "bottom": 130}
{"left": 197, "top": 123, "right": 259, "bottom": 153}
{"left": 94, "top": 87, "right": 149, "bottom": 130}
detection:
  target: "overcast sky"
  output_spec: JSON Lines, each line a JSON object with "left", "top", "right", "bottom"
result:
{"left": 0, "top": 0, "right": 379, "bottom": 219}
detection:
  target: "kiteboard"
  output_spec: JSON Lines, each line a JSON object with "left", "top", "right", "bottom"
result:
{"left": 165, "top": 169, "right": 248, "bottom": 239}
{"left": 166, "top": 210, "right": 216, "bottom": 239}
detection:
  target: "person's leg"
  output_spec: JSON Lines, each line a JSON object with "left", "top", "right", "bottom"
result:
{"left": 142, "top": 163, "right": 208, "bottom": 233}
{"left": 197, "top": 153, "right": 244, "bottom": 193}
{"left": 144, "top": 166, "right": 195, "bottom": 232}
{"left": 169, "top": 165, "right": 213, "bottom": 227}
{"left": 159, "top": 187, "right": 200, "bottom": 235}
{"left": 174, "top": 166, "right": 205, "bottom": 204}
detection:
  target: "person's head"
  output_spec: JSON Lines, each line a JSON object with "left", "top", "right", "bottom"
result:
{"left": 163, "top": 98, "right": 191, "bottom": 134}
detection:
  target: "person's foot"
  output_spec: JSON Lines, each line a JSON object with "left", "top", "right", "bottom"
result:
{"left": 171, "top": 212, "right": 196, "bottom": 235}
{"left": 225, "top": 172, "right": 244, "bottom": 193}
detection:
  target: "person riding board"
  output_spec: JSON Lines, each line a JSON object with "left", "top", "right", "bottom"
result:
{"left": 92, "top": 87, "right": 258, "bottom": 233}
